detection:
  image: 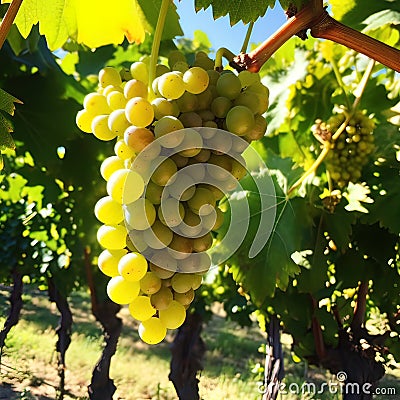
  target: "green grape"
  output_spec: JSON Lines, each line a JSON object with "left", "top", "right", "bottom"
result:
{"left": 140, "top": 272, "right": 162, "bottom": 295}
{"left": 158, "top": 198, "right": 185, "bottom": 227}
{"left": 130, "top": 61, "right": 149, "bottom": 84}
{"left": 197, "top": 109, "right": 214, "bottom": 122}
{"left": 154, "top": 116, "right": 185, "bottom": 148}
{"left": 165, "top": 173, "right": 195, "bottom": 201}
{"left": 84, "top": 92, "right": 111, "bottom": 115}
{"left": 168, "top": 234, "right": 193, "bottom": 259}
{"left": 125, "top": 97, "right": 154, "bottom": 127}
{"left": 114, "top": 139, "right": 136, "bottom": 160}
{"left": 152, "top": 77, "right": 161, "bottom": 96}
{"left": 172, "top": 61, "right": 189, "bottom": 73}
{"left": 196, "top": 252, "right": 212, "bottom": 273}
{"left": 151, "top": 98, "right": 180, "bottom": 119}
{"left": 193, "top": 54, "right": 214, "bottom": 71}
{"left": 156, "top": 64, "right": 170, "bottom": 77}
{"left": 99, "top": 67, "right": 122, "bottom": 87}
{"left": 157, "top": 72, "right": 186, "bottom": 100}
{"left": 245, "top": 114, "right": 267, "bottom": 141}
{"left": 103, "top": 84, "right": 123, "bottom": 97}
{"left": 174, "top": 288, "right": 194, "bottom": 306}
{"left": 118, "top": 251, "right": 148, "bottom": 282}
{"left": 150, "top": 262, "right": 175, "bottom": 279}
{"left": 170, "top": 153, "right": 188, "bottom": 168}
{"left": 124, "top": 79, "right": 148, "bottom": 99}
{"left": 129, "top": 295, "right": 156, "bottom": 321}
{"left": 138, "top": 317, "right": 167, "bottom": 345}
{"left": 187, "top": 187, "right": 216, "bottom": 216}
{"left": 119, "top": 67, "right": 131, "bottom": 81}
{"left": 97, "top": 224, "right": 127, "bottom": 250}
{"left": 234, "top": 91, "right": 260, "bottom": 114}
{"left": 207, "top": 154, "right": 232, "bottom": 181}
{"left": 143, "top": 220, "right": 173, "bottom": 249}
{"left": 226, "top": 105, "right": 255, "bottom": 136}
{"left": 216, "top": 72, "right": 241, "bottom": 100}
{"left": 124, "top": 126, "right": 154, "bottom": 153}
{"left": 150, "top": 287, "right": 173, "bottom": 310}
{"left": 76, "top": 109, "right": 94, "bottom": 133}
{"left": 179, "top": 112, "right": 202, "bottom": 128}
{"left": 159, "top": 300, "right": 186, "bottom": 329}
{"left": 205, "top": 130, "right": 233, "bottom": 154}
{"left": 107, "top": 90, "right": 127, "bottom": 110}
{"left": 95, "top": 196, "right": 124, "bottom": 225}
{"left": 151, "top": 157, "right": 178, "bottom": 186}
{"left": 194, "top": 149, "right": 211, "bottom": 163}
{"left": 98, "top": 248, "right": 127, "bottom": 277}
{"left": 198, "top": 183, "right": 225, "bottom": 201}
{"left": 108, "top": 109, "right": 131, "bottom": 136}
{"left": 185, "top": 161, "right": 206, "bottom": 181}
{"left": 211, "top": 97, "right": 232, "bottom": 118}
{"left": 127, "top": 230, "right": 148, "bottom": 253}
{"left": 238, "top": 70, "right": 260, "bottom": 88}
{"left": 107, "top": 169, "right": 144, "bottom": 204}
{"left": 196, "top": 89, "right": 213, "bottom": 110}
{"left": 192, "top": 232, "right": 213, "bottom": 252}
{"left": 168, "top": 50, "right": 186, "bottom": 69}
{"left": 145, "top": 181, "right": 164, "bottom": 205}
{"left": 183, "top": 67, "right": 209, "bottom": 94}
{"left": 176, "top": 91, "right": 198, "bottom": 113}
{"left": 201, "top": 206, "right": 224, "bottom": 231}
{"left": 100, "top": 156, "right": 125, "bottom": 181}
{"left": 207, "top": 69, "right": 220, "bottom": 85}
{"left": 230, "top": 156, "right": 247, "bottom": 180}
{"left": 177, "top": 129, "right": 203, "bottom": 157}
{"left": 179, "top": 209, "right": 202, "bottom": 237}
{"left": 191, "top": 274, "right": 203, "bottom": 290}
{"left": 125, "top": 198, "right": 156, "bottom": 230}
{"left": 92, "top": 115, "right": 117, "bottom": 141}
{"left": 171, "top": 273, "right": 195, "bottom": 293}
{"left": 107, "top": 276, "right": 140, "bottom": 305}
{"left": 150, "top": 251, "right": 178, "bottom": 274}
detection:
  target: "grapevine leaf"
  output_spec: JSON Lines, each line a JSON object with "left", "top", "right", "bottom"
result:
{"left": 0, "top": 113, "right": 15, "bottom": 150}
{"left": 330, "top": 0, "right": 400, "bottom": 30}
{"left": 194, "top": 0, "right": 273, "bottom": 25}
{"left": 137, "top": 0, "right": 183, "bottom": 40}
{"left": 0, "top": 87, "right": 22, "bottom": 116}
{"left": 1, "top": 0, "right": 147, "bottom": 50}
{"left": 362, "top": 10, "right": 400, "bottom": 31}
{"left": 0, "top": 88, "right": 21, "bottom": 151}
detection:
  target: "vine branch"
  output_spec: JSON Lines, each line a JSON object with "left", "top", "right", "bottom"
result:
{"left": 231, "top": 0, "right": 400, "bottom": 73}
{"left": 0, "top": 0, "right": 23, "bottom": 50}
{"left": 351, "top": 280, "right": 369, "bottom": 333}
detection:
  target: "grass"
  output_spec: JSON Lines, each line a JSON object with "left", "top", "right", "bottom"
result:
{"left": 0, "top": 287, "right": 399, "bottom": 400}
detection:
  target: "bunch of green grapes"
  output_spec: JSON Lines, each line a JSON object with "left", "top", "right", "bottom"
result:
{"left": 315, "top": 110, "right": 375, "bottom": 188}
{"left": 76, "top": 50, "right": 269, "bottom": 344}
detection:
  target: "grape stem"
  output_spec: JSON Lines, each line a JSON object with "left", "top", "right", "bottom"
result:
{"left": 231, "top": 0, "right": 400, "bottom": 73}
{"left": 148, "top": 0, "right": 170, "bottom": 96}
{"left": 214, "top": 47, "right": 236, "bottom": 71}
{"left": 0, "top": 0, "right": 24, "bottom": 50}
{"left": 240, "top": 22, "right": 254, "bottom": 54}
{"left": 286, "top": 59, "right": 375, "bottom": 196}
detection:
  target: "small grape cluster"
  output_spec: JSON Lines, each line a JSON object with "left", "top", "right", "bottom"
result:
{"left": 76, "top": 50, "right": 269, "bottom": 344}
{"left": 314, "top": 110, "right": 375, "bottom": 188}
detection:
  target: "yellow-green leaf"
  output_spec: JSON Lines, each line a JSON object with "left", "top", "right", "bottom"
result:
{"left": 1, "top": 0, "right": 147, "bottom": 50}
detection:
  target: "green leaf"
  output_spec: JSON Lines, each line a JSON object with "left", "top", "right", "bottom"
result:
{"left": 137, "top": 0, "right": 183, "bottom": 40}
{"left": 330, "top": 0, "right": 400, "bottom": 30}
{"left": 0, "top": 87, "right": 22, "bottom": 116}
{"left": 194, "top": 0, "right": 274, "bottom": 25}
{"left": 362, "top": 9, "right": 400, "bottom": 31}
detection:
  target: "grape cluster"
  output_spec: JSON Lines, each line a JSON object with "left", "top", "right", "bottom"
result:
{"left": 314, "top": 110, "right": 375, "bottom": 188}
{"left": 76, "top": 50, "right": 269, "bottom": 344}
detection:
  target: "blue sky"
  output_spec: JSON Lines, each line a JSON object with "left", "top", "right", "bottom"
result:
{"left": 174, "top": 2, "right": 287, "bottom": 56}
